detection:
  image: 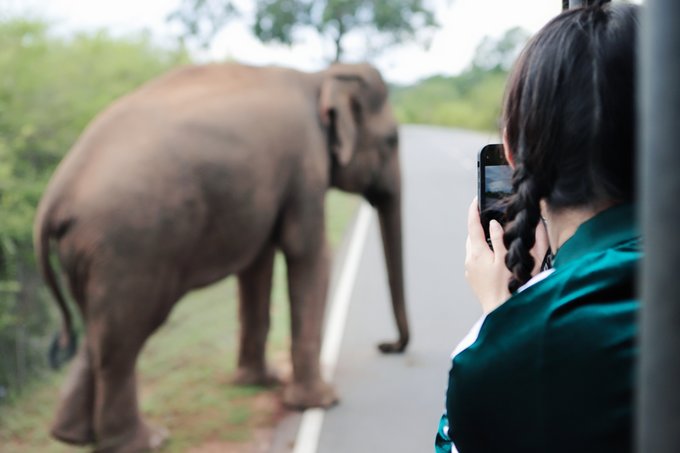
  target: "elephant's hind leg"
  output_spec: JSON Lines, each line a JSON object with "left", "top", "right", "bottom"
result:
{"left": 51, "top": 344, "right": 95, "bottom": 446}
{"left": 51, "top": 259, "right": 95, "bottom": 446}
{"left": 233, "top": 244, "right": 279, "bottom": 386}
{"left": 86, "top": 273, "right": 178, "bottom": 452}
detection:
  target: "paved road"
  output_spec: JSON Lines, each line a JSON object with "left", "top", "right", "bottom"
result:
{"left": 272, "top": 125, "right": 496, "bottom": 453}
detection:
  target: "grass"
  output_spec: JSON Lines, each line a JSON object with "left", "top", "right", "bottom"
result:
{"left": 0, "top": 189, "right": 360, "bottom": 452}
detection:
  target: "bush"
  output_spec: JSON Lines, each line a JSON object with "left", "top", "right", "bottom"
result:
{"left": 391, "top": 69, "right": 508, "bottom": 132}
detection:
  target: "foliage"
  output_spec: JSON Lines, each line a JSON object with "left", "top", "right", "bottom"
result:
{"left": 391, "top": 27, "right": 530, "bottom": 131}
{"left": 470, "top": 26, "right": 530, "bottom": 72}
{"left": 169, "top": 0, "right": 438, "bottom": 61}
{"left": 391, "top": 71, "right": 507, "bottom": 131}
{"left": 167, "top": 0, "right": 239, "bottom": 49}
{"left": 0, "top": 17, "right": 189, "bottom": 401}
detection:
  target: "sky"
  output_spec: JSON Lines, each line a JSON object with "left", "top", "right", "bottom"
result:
{"left": 2, "top": 0, "right": 640, "bottom": 84}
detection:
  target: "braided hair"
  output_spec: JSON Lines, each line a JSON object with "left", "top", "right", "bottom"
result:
{"left": 501, "top": 2, "right": 638, "bottom": 292}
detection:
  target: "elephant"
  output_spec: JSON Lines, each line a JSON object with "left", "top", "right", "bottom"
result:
{"left": 34, "top": 62, "right": 409, "bottom": 452}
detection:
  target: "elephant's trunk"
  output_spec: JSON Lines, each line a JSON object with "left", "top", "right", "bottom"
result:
{"left": 375, "top": 188, "right": 409, "bottom": 353}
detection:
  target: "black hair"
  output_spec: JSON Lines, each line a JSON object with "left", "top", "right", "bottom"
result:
{"left": 501, "top": 2, "right": 639, "bottom": 292}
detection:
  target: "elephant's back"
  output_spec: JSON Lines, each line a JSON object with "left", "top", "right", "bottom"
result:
{"left": 42, "top": 62, "right": 322, "bottom": 288}
{"left": 126, "top": 63, "right": 310, "bottom": 117}
{"left": 47, "top": 62, "right": 309, "bottom": 204}
{"left": 53, "top": 62, "right": 315, "bottom": 176}
{"left": 48, "top": 107, "right": 288, "bottom": 259}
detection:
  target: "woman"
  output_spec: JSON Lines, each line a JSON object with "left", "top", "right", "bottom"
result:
{"left": 436, "top": 2, "right": 640, "bottom": 452}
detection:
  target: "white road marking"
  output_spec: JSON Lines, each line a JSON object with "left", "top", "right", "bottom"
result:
{"left": 292, "top": 202, "right": 373, "bottom": 453}
{"left": 292, "top": 409, "right": 325, "bottom": 453}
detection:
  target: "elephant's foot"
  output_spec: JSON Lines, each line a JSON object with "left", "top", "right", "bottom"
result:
{"left": 93, "top": 421, "right": 169, "bottom": 453}
{"left": 232, "top": 366, "right": 281, "bottom": 387}
{"left": 51, "top": 422, "right": 95, "bottom": 447}
{"left": 51, "top": 408, "right": 95, "bottom": 446}
{"left": 377, "top": 336, "right": 409, "bottom": 354}
{"left": 283, "top": 380, "right": 338, "bottom": 410}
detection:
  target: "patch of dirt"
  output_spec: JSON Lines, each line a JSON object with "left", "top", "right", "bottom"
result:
{"left": 187, "top": 393, "right": 289, "bottom": 453}
{"left": 186, "top": 429, "right": 270, "bottom": 453}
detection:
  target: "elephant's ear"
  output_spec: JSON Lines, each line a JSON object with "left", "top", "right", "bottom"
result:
{"left": 319, "top": 75, "right": 363, "bottom": 166}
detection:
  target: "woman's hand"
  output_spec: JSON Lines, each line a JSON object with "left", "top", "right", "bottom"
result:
{"left": 465, "top": 198, "right": 512, "bottom": 314}
{"left": 464, "top": 198, "right": 550, "bottom": 314}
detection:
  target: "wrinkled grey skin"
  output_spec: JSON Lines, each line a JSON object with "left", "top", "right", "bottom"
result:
{"left": 34, "top": 62, "right": 408, "bottom": 452}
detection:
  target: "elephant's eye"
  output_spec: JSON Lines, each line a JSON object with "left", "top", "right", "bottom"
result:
{"left": 385, "top": 132, "right": 399, "bottom": 149}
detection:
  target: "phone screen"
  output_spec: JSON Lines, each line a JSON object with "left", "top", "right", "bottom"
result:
{"left": 478, "top": 144, "right": 512, "bottom": 240}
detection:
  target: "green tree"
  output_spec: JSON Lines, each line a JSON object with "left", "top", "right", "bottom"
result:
{"left": 470, "top": 26, "right": 530, "bottom": 73}
{"left": 391, "top": 27, "right": 530, "bottom": 131}
{"left": 169, "top": 0, "right": 438, "bottom": 61}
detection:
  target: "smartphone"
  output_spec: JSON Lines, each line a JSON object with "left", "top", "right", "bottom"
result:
{"left": 478, "top": 144, "right": 513, "bottom": 242}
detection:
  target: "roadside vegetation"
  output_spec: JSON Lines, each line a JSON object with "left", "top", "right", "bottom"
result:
{"left": 0, "top": 17, "right": 190, "bottom": 404}
{"left": 391, "top": 27, "right": 530, "bottom": 131}
{"left": 392, "top": 70, "right": 508, "bottom": 131}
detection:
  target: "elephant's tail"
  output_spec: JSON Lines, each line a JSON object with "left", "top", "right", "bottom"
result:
{"left": 34, "top": 204, "right": 78, "bottom": 369}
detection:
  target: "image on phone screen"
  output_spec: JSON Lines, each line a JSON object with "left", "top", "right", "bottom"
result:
{"left": 478, "top": 144, "right": 512, "bottom": 240}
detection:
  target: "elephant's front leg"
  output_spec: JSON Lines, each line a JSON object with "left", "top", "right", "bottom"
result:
{"left": 283, "top": 241, "right": 338, "bottom": 409}
{"left": 233, "top": 244, "right": 279, "bottom": 386}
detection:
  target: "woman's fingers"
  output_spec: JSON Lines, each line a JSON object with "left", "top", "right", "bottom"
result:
{"left": 463, "top": 198, "right": 512, "bottom": 313}
{"left": 467, "top": 197, "right": 486, "bottom": 247}
{"left": 489, "top": 220, "right": 507, "bottom": 263}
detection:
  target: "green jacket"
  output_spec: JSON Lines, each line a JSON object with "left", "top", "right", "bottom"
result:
{"left": 436, "top": 204, "right": 640, "bottom": 453}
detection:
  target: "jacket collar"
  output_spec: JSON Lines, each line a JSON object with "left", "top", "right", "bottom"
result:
{"left": 552, "top": 203, "right": 639, "bottom": 268}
